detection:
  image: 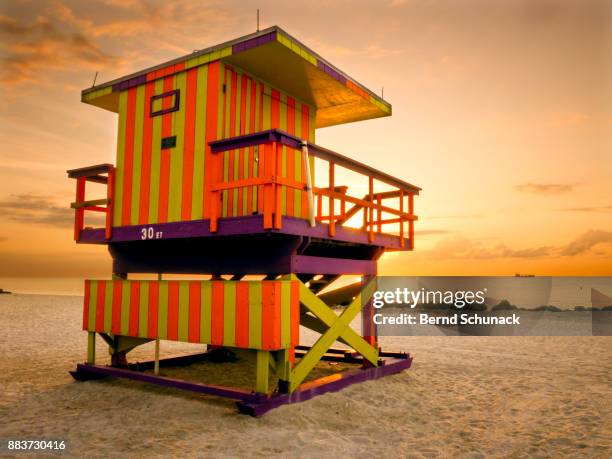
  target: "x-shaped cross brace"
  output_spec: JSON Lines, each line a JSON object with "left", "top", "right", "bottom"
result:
{"left": 289, "top": 277, "right": 379, "bottom": 392}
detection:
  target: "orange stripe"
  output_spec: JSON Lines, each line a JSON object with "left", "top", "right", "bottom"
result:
{"left": 181, "top": 68, "right": 198, "bottom": 221}
{"left": 188, "top": 282, "right": 201, "bottom": 342}
{"left": 301, "top": 104, "right": 310, "bottom": 218}
{"left": 167, "top": 281, "right": 179, "bottom": 340}
{"left": 248, "top": 78, "right": 256, "bottom": 213}
{"left": 148, "top": 282, "right": 159, "bottom": 339}
{"left": 83, "top": 280, "right": 90, "bottom": 330}
{"left": 211, "top": 281, "right": 224, "bottom": 345}
{"left": 203, "top": 62, "right": 219, "bottom": 218}
{"left": 237, "top": 75, "right": 247, "bottom": 215}
{"left": 111, "top": 280, "right": 122, "bottom": 334}
{"left": 257, "top": 82, "right": 265, "bottom": 213}
{"left": 286, "top": 96, "right": 296, "bottom": 217}
{"left": 96, "top": 281, "right": 106, "bottom": 332}
{"left": 139, "top": 81, "right": 155, "bottom": 224}
{"left": 157, "top": 76, "right": 174, "bottom": 223}
{"left": 122, "top": 87, "right": 137, "bottom": 225}
{"left": 261, "top": 281, "right": 281, "bottom": 350}
{"left": 129, "top": 282, "right": 140, "bottom": 336}
{"left": 227, "top": 69, "right": 237, "bottom": 216}
{"left": 235, "top": 282, "right": 249, "bottom": 348}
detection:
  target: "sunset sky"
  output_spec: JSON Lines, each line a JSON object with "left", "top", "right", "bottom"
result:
{"left": 0, "top": 0, "right": 611, "bottom": 278}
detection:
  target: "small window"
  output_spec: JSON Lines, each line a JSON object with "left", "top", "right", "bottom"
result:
{"left": 150, "top": 89, "right": 180, "bottom": 117}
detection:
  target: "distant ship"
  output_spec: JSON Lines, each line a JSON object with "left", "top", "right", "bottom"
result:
{"left": 0, "top": 288, "right": 11, "bottom": 294}
{"left": 515, "top": 274, "right": 535, "bottom": 277}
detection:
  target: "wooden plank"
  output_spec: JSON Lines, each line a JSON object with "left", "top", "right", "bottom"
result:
{"left": 67, "top": 164, "right": 113, "bottom": 178}
{"left": 113, "top": 91, "right": 128, "bottom": 227}
{"left": 157, "top": 75, "right": 175, "bottom": 223}
{"left": 248, "top": 281, "right": 262, "bottom": 349}
{"left": 70, "top": 198, "right": 110, "bottom": 209}
{"left": 121, "top": 281, "right": 130, "bottom": 336}
{"left": 148, "top": 78, "right": 164, "bottom": 224}
{"left": 211, "top": 280, "right": 224, "bottom": 345}
{"left": 122, "top": 87, "right": 137, "bottom": 226}
{"left": 167, "top": 281, "right": 179, "bottom": 340}
{"left": 148, "top": 281, "right": 159, "bottom": 339}
{"left": 129, "top": 281, "right": 140, "bottom": 336}
{"left": 223, "top": 280, "right": 236, "bottom": 347}
{"left": 157, "top": 281, "right": 169, "bottom": 339}
{"left": 178, "top": 281, "right": 189, "bottom": 342}
{"left": 181, "top": 67, "right": 198, "bottom": 221}
{"left": 130, "top": 84, "right": 145, "bottom": 225}
{"left": 191, "top": 64, "right": 208, "bottom": 220}
{"left": 95, "top": 280, "right": 106, "bottom": 332}
{"left": 188, "top": 281, "right": 201, "bottom": 343}
{"left": 168, "top": 71, "right": 186, "bottom": 222}
{"left": 111, "top": 280, "right": 122, "bottom": 334}
{"left": 200, "top": 281, "right": 212, "bottom": 343}
{"left": 235, "top": 282, "right": 249, "bottom": 348}
{"left": 139, "top": 81, "right": 155, "bottom": 224}
{"left": 138, "top": 281, "right": 149, "bottom": 338}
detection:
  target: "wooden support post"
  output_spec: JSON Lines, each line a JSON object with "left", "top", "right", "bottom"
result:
{"left": 399, "top": 189, "right": 405, "bottom": 248}
{"left": 154, "top": 339, "right": 160, "bottom": 376}
{"left": 377, "top": 194, "right": 382, "bottom": 234}
{"left": 210, "top": 153, "right": 219, "bottom": 232}
{"left": 361, "top": 275, "right": 378, "bottom": 352}
{"left": 329, "top": 162, "right": 335, "bottom": 237}
{"left": 255, "top": 350, "right": 270, "bottom": 394}
{"left": 262, "top": 143, "right": 273, "bottom": 229}
{"left": 105, "top": 168, "right": 114, "bottom": 240}
{"left": 368, "top": 176, "right": 374, "bottom": 242}
{"left": 408, "top": 193, "right": 414, "bottom": 250}
{"left": 274, "top": 142, "right": 282, "bottom": 229}
{"left": 74, "top": 177, "right": 86, "bottom": 241}
{"left": 86, "top": 331, "right": 96, "bottom": 364}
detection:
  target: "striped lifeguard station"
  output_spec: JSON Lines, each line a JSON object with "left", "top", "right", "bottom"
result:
{"left": 68, "top": 26, "right": 419, "bottom": 415}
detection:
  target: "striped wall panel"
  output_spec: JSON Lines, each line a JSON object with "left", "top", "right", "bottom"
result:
{"left": 114, "top": 61, "right": 315, "bottom": 229}
{"left": 83, "top": 279, "right": 300, "bottom": 351}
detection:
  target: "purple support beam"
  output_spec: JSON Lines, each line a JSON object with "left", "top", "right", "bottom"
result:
{"left": 237, "top": 354, "right": 413, "bottom": 416}
{"left": 71, "top": 363, "right": 267, "bottom": 403}
{"left": 77, "top": 215, "right": 406, "bottom": 250}
{"left": 291, "top": 254, "right": 376, "bottom": 275}
{"left": 70, "top": 347, "right": 412, "bottom": 416}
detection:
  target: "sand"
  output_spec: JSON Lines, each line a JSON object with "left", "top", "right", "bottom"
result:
{"left": 0, "top": 294, "right": 610, "bottom": 458}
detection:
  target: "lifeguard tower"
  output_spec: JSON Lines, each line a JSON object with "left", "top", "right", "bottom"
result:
{"left": 68, "top": 26, "right": 419, "bottom": 415}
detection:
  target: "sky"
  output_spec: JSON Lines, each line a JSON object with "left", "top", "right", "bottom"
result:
{"left": 0, "top": 0, "right": 611, "bottom": 278}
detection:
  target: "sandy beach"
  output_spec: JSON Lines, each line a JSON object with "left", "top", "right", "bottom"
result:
{"left": 1, "top": 293, "right": 610, "bottom": 458}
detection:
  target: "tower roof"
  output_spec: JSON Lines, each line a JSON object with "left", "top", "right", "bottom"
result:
{"left": 82, "top": 26, "right": 391, "bottom": 128}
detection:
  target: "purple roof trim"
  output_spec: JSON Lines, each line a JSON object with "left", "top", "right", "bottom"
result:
{"left": 112, "top": 74, "right": 148, "bottom": 92}
{"left": 232, "top": 31, "right": 277, "bottom": 54}
{"left": 317, "top": 60, "right": 347, "bottom": 85}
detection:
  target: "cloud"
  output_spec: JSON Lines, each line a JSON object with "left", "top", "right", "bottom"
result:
{"left": 515, "top": 182, "right": 574, "bottom": 195}
{"left": 427, "top": 229, "right": 612, "bottom": 260}
{"left": 415, "top": 229, "right": 452, "bottom": 236}
{"left": 559, "top": 205, "right": 612, "bottom": 213}
{"left": 0, "top": 14, "right": 120, "bottom": 85}
{"left": 0, "top": 236, "right": 7, "bottom": 243}
{"left": 0, "top": 193, "right": 104, "bottom": 228}
{"left": 559, "top": 230, "right": 612, "bottom": 256}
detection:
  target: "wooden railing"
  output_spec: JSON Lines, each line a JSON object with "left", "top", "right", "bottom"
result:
{"left": 209, "top": 129, "right": 419, "bottom": 248}
{"left": 67, "top": 164, "right": 115, "bottom": 241}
